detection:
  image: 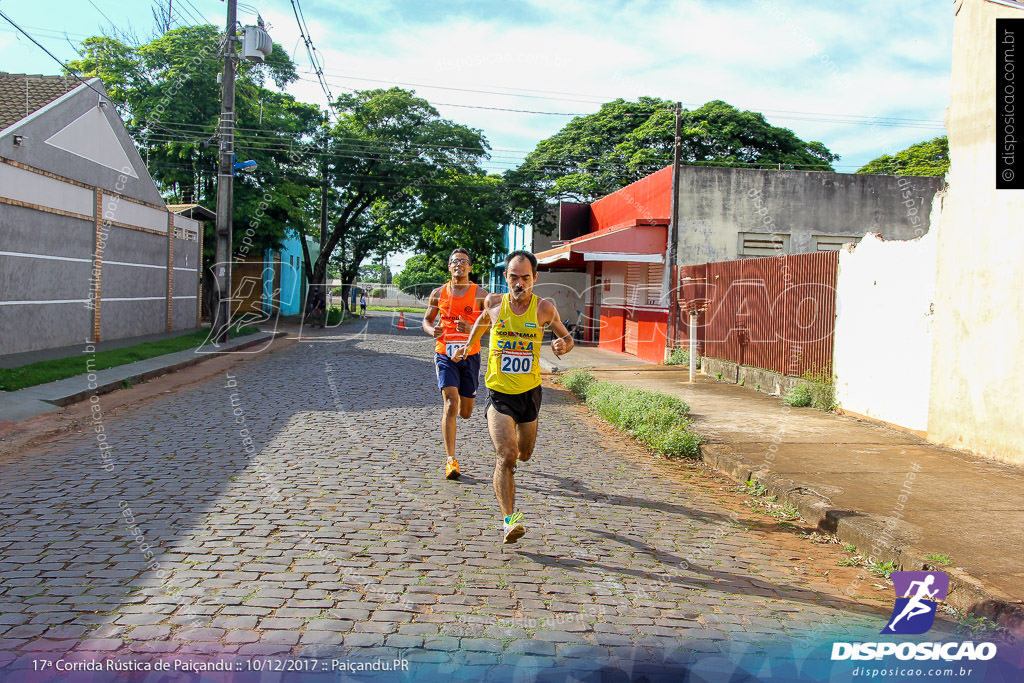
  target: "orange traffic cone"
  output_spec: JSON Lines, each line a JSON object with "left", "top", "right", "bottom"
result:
{"left": 397, "top": 312, "right": 407, "bottom": 330}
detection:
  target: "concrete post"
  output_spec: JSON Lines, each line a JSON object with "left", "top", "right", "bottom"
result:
{"left": 213, "top": 0, "right": 237, "bottom": 343}
{"left": 689, "top": 310, "right": 698, "bottom": 383}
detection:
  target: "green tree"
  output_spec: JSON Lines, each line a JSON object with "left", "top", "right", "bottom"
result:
{"left": 507, "top": 98, "right": 838, "bottom": 229}
{"left": 394, "top": 254, "right": 448, "bottom": 299}
{"left": 68, "top": 26, "right": 325, "bottom": 319}
{"left": 300, "top": 88, "right": 506, "bottom": 306}
{"left": 412, "top": 172, "right": 508, "bottom": 273}
{"left": 856, "top": 136, "right": 949, "bottom": 176}
{"left": 358, "top": 263, "right": 393, "bottom": 283}
{"left": 66, "top": 27, "right": 321, "bottom": 289}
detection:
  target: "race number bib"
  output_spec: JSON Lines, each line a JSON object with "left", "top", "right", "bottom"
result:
{"left": 445, "top": 334, "right": 469, "bottom": 358}
{"left": 500, "top": 351, "right": 533, "bottom": 374}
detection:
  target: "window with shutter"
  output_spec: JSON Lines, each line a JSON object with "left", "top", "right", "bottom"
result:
{"left": 813, "top": 234, "right": 861, "bottom": 251}
{"left": 738, "top": 232, "right": 789, "bottom": 258}
{"left": 625, "top": 262, "right": 645, "bottom": 307}
{"left": 646, "top": 263, "right": 663, "bottom": 305}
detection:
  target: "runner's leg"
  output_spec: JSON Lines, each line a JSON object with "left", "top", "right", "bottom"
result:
{"left": 487, "top": 406, "right": 519, "bottom": 517}
{"left": 441, "top": 386, "right": 461, "bottom": 462}
{"left": 457, "top": 353, "right": 480, "bottom": 419}
{"left": 515, "top": 420, "right": 538, "bottom": 462}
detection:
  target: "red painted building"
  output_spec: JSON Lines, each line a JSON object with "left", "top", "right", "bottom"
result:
{"left": 536, "top": 167, "right": 673, "bottom": 364}
{"left": 535, "top": 160, "right": 942, "bottom": 365}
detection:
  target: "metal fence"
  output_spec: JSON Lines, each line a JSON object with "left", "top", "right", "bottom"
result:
{"left": 677, "top": 251, "right": 839, "bottom": 378}
{"left": 350, "top": 282, "right": 427, "bottom": 308}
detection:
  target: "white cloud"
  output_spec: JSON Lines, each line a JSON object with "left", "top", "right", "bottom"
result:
{"left": 264, "top": 0, "right": 953, "bottom": 171}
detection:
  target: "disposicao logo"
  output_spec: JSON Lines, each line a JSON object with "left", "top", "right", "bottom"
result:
{"left": 883, "top": 571, "right": 949, "bottom": 635}
{"left": 831, "top": 571, "right": 997, "bottom": 663}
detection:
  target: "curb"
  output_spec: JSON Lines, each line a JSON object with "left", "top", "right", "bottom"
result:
{"left": 701, "top": 443, "right": 1024, "bottom": 635}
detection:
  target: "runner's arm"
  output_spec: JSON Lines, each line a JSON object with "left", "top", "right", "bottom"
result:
{"left": 452, "top": 294, "right": 499, "bottom": 361}
{"left": 456, "top": 286, "right": 489, "bottom": 334}
{"left": 539, "top": 299, "right": 574, "bottom": 357}
{"left": 422, "top": 287, "right": 444, "bottom": 338}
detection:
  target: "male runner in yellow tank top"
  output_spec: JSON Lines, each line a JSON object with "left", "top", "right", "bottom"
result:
{"left": 454, "top": 250, "right": 574, "bottom": 543}
{"left": 423, "top": 248, "right": 488, "bottom": 480}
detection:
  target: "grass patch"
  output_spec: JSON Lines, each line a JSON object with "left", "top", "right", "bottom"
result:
{"left": 560, "top": 369, "right": 597, "bottom": 399}
{"left": 665, "top": 346, "right": 701, "bottom": 368}
{"left": 783, "top": 372, "right": 837, "bottom": 411}
{"left": 557, "top": 369, "right": 701, "bottom": 459}
{"left": 0, "top": 325, "right": 259, "bottom": 391}
{"left": 738, "top": 479, "right": 768, "bottom": 497}
{"left": 941, "top": 606, "right": 1009, "bottom": 639}
{"left": 924, "top": 553, "right": 952, "bottom": 566}
{"left": 739, "top": 479, "right": 802, "bottom": 522}
{"left": 366, "top": 305, "right": 426, "bottom": 313}
{"left": 325, "top": 306, "right": 368, "bottom": 325}
{"left": 782, "top": 384, "right": 813, "bottom": 407}
{"left": 866, "top": 559, "right": 898, "bottom": 579}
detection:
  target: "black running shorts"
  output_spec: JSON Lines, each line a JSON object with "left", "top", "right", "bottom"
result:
{"left": 486, "top": 385, "right": 543, "bottom": 424}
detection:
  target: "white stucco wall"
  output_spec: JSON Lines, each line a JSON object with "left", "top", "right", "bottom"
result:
{"left": 599, "top": 262, "right": 628, "bottom": 308}
{"left": 535, "top": 272, "right": 588, "bottom": 324}
{"left": 834, "top": 228, "right": 939, "bottom": 432}
{"left": 926, "top": 0, "right": 1024, "bottom": 465}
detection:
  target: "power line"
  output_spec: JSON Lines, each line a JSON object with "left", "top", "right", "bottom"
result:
{"left": 141, "top": 130, "right": 844, "bottom": 176}
{"left": 297, "top": 69, "right": 945, "bottom": 129}
{"left": 303, "top": 71, "right": 610, "bottom": 106}
{"left": 86, "top": 0, "right": 119, "bottom": 32}
{"left": 179, "top": 0, "right": 215, "bottom": 26}
{"left": 0, "top": 8, "right": 113, "bottom": 103}
{"left": 142, "top": 119, "right": 850, "bottom": 171}
{"left": 290, "top": 0, "right": 335, "bottom": 119}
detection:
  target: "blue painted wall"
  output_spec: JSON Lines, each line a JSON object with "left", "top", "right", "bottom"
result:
{"left": 263, "top": 231, "right": 306, "bottom": 316}
{"left": 490, "top": 223, "right": 532, "bottom": 293}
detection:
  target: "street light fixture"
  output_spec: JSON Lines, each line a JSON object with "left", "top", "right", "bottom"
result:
{"left": 232, "top": 156, "right": 257, "bottom": 174}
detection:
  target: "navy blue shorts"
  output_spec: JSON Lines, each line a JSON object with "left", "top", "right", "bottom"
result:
{"left": 435, "top": 352, "right": 481, "bottom": 398}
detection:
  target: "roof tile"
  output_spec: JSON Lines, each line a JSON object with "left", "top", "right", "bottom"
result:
{"left": 0, "top": 73, "right": 80, "bottom": 132}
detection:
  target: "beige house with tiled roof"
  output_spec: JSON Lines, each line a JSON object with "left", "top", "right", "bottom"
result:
{"left": 0, "top": 73, "right": 202, "bottom": 356}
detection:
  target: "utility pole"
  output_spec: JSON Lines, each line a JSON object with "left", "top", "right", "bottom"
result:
{"left": 666, "top": 101, "right": 682, "bottom": 357}
{"left": 319, "top": 132, "right": 328, "bottom": 307}
{"left": 212, "top": 0, "right": 237, "bottom": 343}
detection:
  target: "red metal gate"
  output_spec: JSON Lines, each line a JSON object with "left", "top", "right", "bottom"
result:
{"left": 677, "top": 252, "right": 838, "bottom": 377}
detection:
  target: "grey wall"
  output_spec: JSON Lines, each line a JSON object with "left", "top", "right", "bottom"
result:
{"left": 0, "top": 204, "right": 94, "bottom": 353}
{"left": 0, "top": 81, "right": 201, "bottom": 357}
{"left": 172, "top": 237, "right": 200, "bottom": 330}
{"left": 675, "top": 166, "right": 943, "bottom": 265}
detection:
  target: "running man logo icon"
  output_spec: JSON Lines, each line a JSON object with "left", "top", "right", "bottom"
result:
{"left": 882, "top": 571, "right": 949, "bottom": 635}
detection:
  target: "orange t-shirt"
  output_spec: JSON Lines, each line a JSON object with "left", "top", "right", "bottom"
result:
{"left": 434, "top": 282, "right": 482, "bottom": 357}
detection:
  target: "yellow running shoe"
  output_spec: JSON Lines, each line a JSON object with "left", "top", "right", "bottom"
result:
{"left": 502, "top": 512, "right": 525, "bottom": 544}
{"left": 445, "top": 457, "right": 460, "bottom": 480}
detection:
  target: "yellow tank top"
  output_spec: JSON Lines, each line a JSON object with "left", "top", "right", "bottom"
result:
{"left": 485, "top": 294, "right": 544, "bottom": 394}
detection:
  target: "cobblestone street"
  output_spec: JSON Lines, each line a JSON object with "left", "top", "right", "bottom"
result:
{"left": 0, "top": 315, "right": 892, "bottom": 680}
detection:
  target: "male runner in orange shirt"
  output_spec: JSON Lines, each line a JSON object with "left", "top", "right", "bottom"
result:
{"left": 423, "top": 248, "right": 488, "bottom": 479}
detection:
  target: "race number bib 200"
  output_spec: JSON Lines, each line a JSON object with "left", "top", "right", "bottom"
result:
{"left": 500, "top": 351, "right": 533, "bottom": 374}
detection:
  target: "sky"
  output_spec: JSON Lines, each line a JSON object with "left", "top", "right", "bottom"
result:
{"left": 0, "top": 0, "right": 954, "bottom": 267}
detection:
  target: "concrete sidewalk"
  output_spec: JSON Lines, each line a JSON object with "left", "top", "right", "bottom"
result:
{"left": 0, "top": 331, "right": 282, "bottom": 424}
{"left": 546, "top": 346, "right": 1024, "bottom": 632}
